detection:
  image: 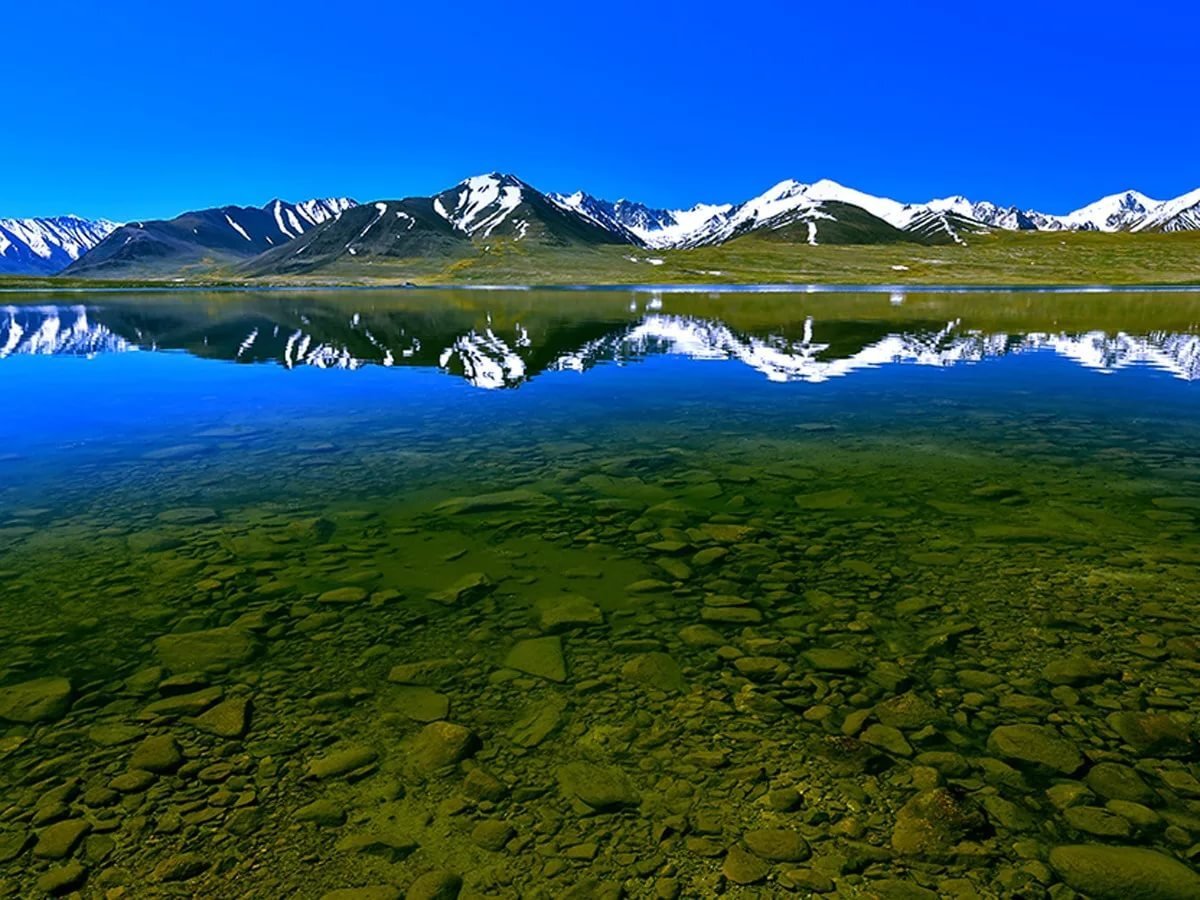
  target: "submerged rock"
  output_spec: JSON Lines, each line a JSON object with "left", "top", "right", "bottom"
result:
{"left": 504, "top": 636, "right": 567, "bottom": 682}
{"left": 1048, "top": 844, "right": 1200, "bottom": 899}
{"left": 556, "top": 761, "right": 640, "bottom": 811}
{"left": 891, "top": 788, "right": 986, "bottom": 855}
{"left": 0, "top": 676, "right": 72, "bottom": 723}
{"left": 620, "top": 652, "right": 687, "bottom": 693}
{"left": 153, "top": 627, "right": 259, "bottom": 672}
{"left": 986, "top": 724, "right": 1082, "bottom": 774}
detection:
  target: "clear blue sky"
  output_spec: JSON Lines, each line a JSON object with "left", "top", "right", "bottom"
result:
{"left": 7, "top": 0, "right": 1198, "bottom": 220}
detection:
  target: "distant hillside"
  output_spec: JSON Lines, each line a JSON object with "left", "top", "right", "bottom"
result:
{"left": 62, "top": 198, "right": 355, "bottom": 277}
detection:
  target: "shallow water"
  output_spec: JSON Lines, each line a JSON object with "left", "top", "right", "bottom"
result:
{"left": 2, "top": 289, "right": 1200, "bottom": 898}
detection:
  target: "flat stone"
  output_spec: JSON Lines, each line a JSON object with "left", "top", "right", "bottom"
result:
{"left": 434, "top": 489, "right": 554, "bottom": 515}
{"left": 142, "top": 686, "right": 224, "bottom": 717}
{"left": 321, "top": 888, "right": 402, "bottom": 900}
{"left": 743, "top": 829, "right": 810, "bottom": 862}
{"left": 387, "top": 658, "right": 456, "bottom": 686}
{"left": 557, "top": 761, "right": 640, "bottom": 811}
{"left": 987, "top": 724, "right": 1082, "bottom": 774}
{"left": 36, "top": 860, "right": 87, "bottom": 895}
{"left": 307, "top": 745, "right": 378, "bottom": 779}
{"left": 190, "top": 696, "right": 252, "bottom": 738}
{"left": 1049, "top": 844, "right": 1200, "bottom": 899}
{"left": 153, "top": 627, "right": 259, "bottom": 673}
{"left": 407, "top": 722, "right": 479, "bottom": 773}
{"left": 129, "top": 734, "right": 183, "bottom": 773}
{"left": 537, "top": 595, "right": 604, "bottom": 633}
{"left": 700, "top": 606, "right": 762, "bottom": 624}
{"left": 157, "top": 507, "right": 217, "bottom": 524}
{"left": 470, "top": 819, "right": 515, "bottom": 851}
{"left": 507, "top": 695, "right": 567, "bottom": 748}
{"left": 152, "top": 852, "right": 209, "bottom": 882}
{"left": 0, "top": 676, "right": 72, "bottom": 723}
{"left": 335, "top": 831, "right": 419, "bottom": 862}
{"left": 803, "top": 648, "right": 862, "bottom": 672}
{"left": 389, "top": 686, "right": 449, "bottom": 723}
{"left": 678, "top": 624, "right": 726, "bottom": 646}
{"left": 405, "top": 869, "right": 462, "bottom": 900}
{"left": 1106, "top": 711, "right": 1194, "bottom": 757}
{"left": 428, "top": 573, "right": 494, "bottom": 606}
{"left": 33, "top": 819, "right": 91, "bottom": 859}
{"left": 723, "top": 845, "right": 769, "bottom": 884}
{"left": 110, "top": 770, "right": 156, "bottom": 793}
{"left": 1063, "top": 806, "right": 1133, "bottom": 838}
{"left": 318, "top": 587, "right": 370, "bottom": 604}
{"left": 504, "top": 636, "right": 567, "bottom": 682}
{"left": 1043, "top": 656, "right": 1116, "bottom": 686}
{"left": 296, "top": 799, "right": 347, "bottom": 827}
{"left": 1085, "top": 762, "right": 1155, "bottom": 803}
{"left": 621, "top": 652, "right": 687, "bottom": 693}
{"left": 861, "top": 724, "right": 913, "bottom": 757}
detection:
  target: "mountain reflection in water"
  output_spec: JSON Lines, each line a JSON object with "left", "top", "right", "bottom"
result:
{"left": 3, "top": 289, "right": 1200, "bottom": 388}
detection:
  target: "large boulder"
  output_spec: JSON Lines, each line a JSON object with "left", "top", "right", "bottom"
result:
{"left": 0, "top": 677, "right": 72, "bottom": 723}
{"left": 1048, "top": 844, "right": 1200, "bottom": 899}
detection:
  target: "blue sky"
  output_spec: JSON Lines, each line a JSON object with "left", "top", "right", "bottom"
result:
{"left": 6, "top": 0, "right": 1198, "bottom": 220}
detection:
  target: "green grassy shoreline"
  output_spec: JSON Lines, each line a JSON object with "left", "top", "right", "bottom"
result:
{"left": 3, "top": 230, "right": 1198, "bottom": 291}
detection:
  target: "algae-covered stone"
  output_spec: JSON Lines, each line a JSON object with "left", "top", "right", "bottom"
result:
{"left": 407, "top": 722, "right": 479, "bottom": 773}
{"left": 296, "top": 799, "right": 347, "bottom": 827}
{"left": 875, "top": 692, "right": 942, "bottom": 730}
{"left": 507, "top": 695, "right": 567, "bottom": 748}
{"left": 1106, "top": 711, "right": 1194, "bottom": 757}
{"left": 428, "top": 573, "right": 494, "bottom": 606}
{"left": 1085, "top": 761, "right": 1155, "bottom": 803}
{"left": 33, "top": 819, "right": 91, "bottom": 859}
{"left": 722, "top": 845, "right": 769, "bottom": 884}
{"left": 1048, "top": 844, "right": 1200, "bottom": 899}
{"left": 1043, "top": 656, "right": 1116, "bottom": 686}
{"left": 36, "top": 860, "right": 87, "bottom": 895}
{"left": 322, "top": 888, "right": 402, "bottom": 900}
{"left": 0, "top": 676, "right": 72, "bottom": 723}
{"left": 318, "top": 586, "right": 370, "bottom": 604}
{"left": 861, "top": 724, "right": 913, "bottom": 757}
{"left": 891, "top": 788, "right": 985, "bottom": 855}
{"left": 152, "top": 852, "right": 209, "bottom": 882}
{"left": 129, "top": 734, "right": 183, "bottom": 773}
{"left": 434, "top": 489, "right": 554, "bottom": 515}
{"left": 987, "top": 724, "right": 1082, "bottom": 774}
{"left": 556, "top": 761, "right": 640, "bottom": 811}
{"left": 743, "top": 829, "right": 810, "bottom": 861}
{"left": 621, "top": 652, "right": 687, "bottom": 693}
{"left": 405, "top": 869, "right": 462, "bottom": 900}
{"left": 504, "top": 636, "right": 567, "bottom": 682}
{"left": 1063, "top": 805, "right": 1132, "bottom": 838}
{"left": 335, "top": 831, "right": 419, "bottom": 862}
{"left": 307, "top": 745, "right": 378, "bottom": 780}
{"left": 470, "top": 819, "right": 515, "bottom": 851}
{"left": 190, "top": 696, "right": 252, "bottom": 738}
{"left": 803, "top": 647, "right": 862, "bottom": 672}
{"left": 537, "top": 595, "right": 603, "bottom": 633}
{"left": 153, "top": 627, "right": 259, "bottom": 672}
{"left": 388, "top": 686, "right": 449, "bottom": 723}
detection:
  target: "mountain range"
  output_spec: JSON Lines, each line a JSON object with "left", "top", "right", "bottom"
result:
{"left": 2, "top": 175, "right": 1198, "bottom": 278}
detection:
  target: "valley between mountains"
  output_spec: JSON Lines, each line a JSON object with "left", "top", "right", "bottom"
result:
{"left": 2, "top": 175, "right": 1199, "bottom": 286}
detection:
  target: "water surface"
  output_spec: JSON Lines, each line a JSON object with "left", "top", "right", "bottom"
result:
{"left": 2, "top": 289, "right": 1200, "bottom": 898}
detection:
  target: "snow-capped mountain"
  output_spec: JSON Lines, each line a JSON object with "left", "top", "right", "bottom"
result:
{"left": 1054, "top": 191, "right": 1160, "bottom": 232}
{"left": 0, "top": 216, "right": 119, "bottom": 275}
{"left": 432, "top": 173, "right": 633, "bottom": 245}
{"left": 550, "top": 180, "right": 1200, "bottom": 248}
{"left": 1131, "top": 188, "right": 1200, "bottom": 234}
{"left": 62, "top": 197, "right": 356, "bottom": 276}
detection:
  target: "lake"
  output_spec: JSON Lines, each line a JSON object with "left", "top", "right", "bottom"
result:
{"left": 2, "top": 288, "right": 1200, "bottom": 898}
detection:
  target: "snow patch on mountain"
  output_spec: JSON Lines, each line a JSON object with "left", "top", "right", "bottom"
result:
{"left": 0, "top": 216, "right": 120, "bottom": 275}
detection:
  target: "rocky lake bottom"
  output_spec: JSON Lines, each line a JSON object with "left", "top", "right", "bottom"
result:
{"left": 2, "top": 289, "right": 1200, "bottom": 898}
